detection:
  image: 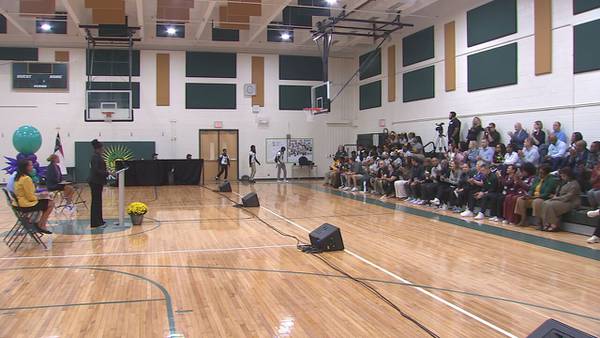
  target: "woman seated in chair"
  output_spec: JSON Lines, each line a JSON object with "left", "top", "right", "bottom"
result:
{"left": 13, "top": 159, "right": 53, "bottom": 234}
{"left": 539, "top": 167, "right": 581, "bottom": 232}
{"left": 46, "top": 154, "right": 74, "bottom": 207}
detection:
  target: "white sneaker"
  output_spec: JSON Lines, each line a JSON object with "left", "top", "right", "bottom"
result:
{"left": 440, "top": 204, "right": 448, "bottom": 211}
{"left": 431, "top": 198, "right": 440, "bottom": 206}
{"left": 502, "top": 220, "right": 509, "bottom": 225}
{"left": 338, "top": 186, "right": 345, "bottom": 190}
{"left": 474, "top": 212, "right": 485, "bottom": 220}
{"left": 460, "top": 210, "right": 474, "bottom": 217}
{"left": 284, "top": 180, "right": 289, "bottom": 183}
{"left": 587, "top": 235, "right": 599, "bottom": 244}
{"left": 587, "top": 209, "right": 600, "bottom": 218}
{"left": 351, "top": 187, "right": 358, "bottom": 192}
{"left": 489, "top": 216, "right": 499, "bottom": 222}
{"left": 278, "top": 180, "right": 283, "bottom": 183}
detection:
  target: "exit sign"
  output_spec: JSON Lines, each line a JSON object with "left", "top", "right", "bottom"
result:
{"left": 214, "top": 121, "right": 223, "bottom": 128}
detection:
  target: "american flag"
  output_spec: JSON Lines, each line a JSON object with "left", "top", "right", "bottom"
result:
{"left": 54, "top": 132, "right": 67, "bottom": 174}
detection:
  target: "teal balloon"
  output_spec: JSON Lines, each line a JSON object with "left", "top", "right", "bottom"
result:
{"left": 13, "top": 125, "right": 42, "bottom": 155}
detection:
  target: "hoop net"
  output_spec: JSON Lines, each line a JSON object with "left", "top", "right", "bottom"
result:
{"left": 303, "top": 107, "right": 323, "bottom": 122}
{"left": 102, "top": 111, "right": 114, "bottom": 123}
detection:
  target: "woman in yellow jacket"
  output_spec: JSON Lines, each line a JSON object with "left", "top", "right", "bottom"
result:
{"left": 13, "top": 159, "right": 54, "bottom": 233}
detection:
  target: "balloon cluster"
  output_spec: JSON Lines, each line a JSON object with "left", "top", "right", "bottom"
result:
{"left": 2, "top": 125, "right": 46, "bottom": 183}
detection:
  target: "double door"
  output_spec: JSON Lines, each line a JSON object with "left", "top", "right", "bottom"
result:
{"left": 199, "top": 129, "right": 239, "bottom": 182}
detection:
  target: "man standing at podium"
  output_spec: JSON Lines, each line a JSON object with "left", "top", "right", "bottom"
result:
{"left": 89, "top": 139, "right": 108, "bottom": 228}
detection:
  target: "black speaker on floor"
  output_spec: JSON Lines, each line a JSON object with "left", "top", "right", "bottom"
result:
{"left": 309, "top": 223, "right": 344, "bottom": 252}
{"left": 219, "top": 181, "right": 232, "bottom": 192}
{"left": 241, "top": 192, "right": 260, "bottom": 207}
{"left": 527, "top": 319, "right": 595, "bottom": 338}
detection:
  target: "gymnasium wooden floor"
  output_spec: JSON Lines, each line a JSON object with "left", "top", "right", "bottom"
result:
{"left": 0, "top": 181, "right": 599, "bottom": 337}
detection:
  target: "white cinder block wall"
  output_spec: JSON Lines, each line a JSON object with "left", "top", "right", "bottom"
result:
{"left": 352, "top": 0, "right": 600, "bottom": 147}
{"left": 0, "top": 48, "right": 356, "bottom": 182}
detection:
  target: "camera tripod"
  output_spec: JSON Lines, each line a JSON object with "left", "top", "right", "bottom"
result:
{"left": 433, "top": 133, "right": 448, "bottom": 153}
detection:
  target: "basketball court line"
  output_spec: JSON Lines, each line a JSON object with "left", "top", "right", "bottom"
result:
{"left": 231, "top": 191, "right": 518, "bottom": 338}
{"left": 0, "top": 244, "right": 297, "bottom": 261}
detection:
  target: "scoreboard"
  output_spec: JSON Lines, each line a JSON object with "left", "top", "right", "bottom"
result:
{"left": 12, "top": 62, "right": 68, "bottom": 89}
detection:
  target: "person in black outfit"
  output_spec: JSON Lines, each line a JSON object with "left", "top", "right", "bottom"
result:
{"left": 216, "top": 148, "right": 230, "bottom": 180}
{"left": 466, "top": 117, "right": 484, "bottom": 143}
{"left": 89, "top": 139, "right": 108, "bottom": 228}
{"left": 447, "top": 111, "right": 461, "bottom": 146}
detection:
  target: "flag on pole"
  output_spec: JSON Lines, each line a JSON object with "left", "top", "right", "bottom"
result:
{"left": 54, "top": 132, "right": 67, "bottom": 175}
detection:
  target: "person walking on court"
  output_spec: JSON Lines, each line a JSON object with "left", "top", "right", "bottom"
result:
{"left": 275, "top": 146, "right": 288, "bottom": 182}
{"left": 249, "top": 145, "right": 261, "bottom": 183}
{"left": 216, "top": 148, "right": 230, "bottom": 180}
{"left": 89, "top": 139, "right": 108, "bottom": 228}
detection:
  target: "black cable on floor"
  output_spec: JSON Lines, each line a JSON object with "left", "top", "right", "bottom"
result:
{"left": 200, "top": 184, "right": 440, "bottom": 338}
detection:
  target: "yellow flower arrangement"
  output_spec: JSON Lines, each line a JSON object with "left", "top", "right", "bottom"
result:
{"left": 127, "top": 202, "right": 148, "bottom": 215}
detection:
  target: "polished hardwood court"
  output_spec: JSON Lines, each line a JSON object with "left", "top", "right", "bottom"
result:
{"left": 0, "top": 181, "right": 599, "bottom": 337}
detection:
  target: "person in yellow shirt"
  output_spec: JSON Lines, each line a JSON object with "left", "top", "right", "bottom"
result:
{"left": 13, "top": 159, "right": 54, "bottom": 233}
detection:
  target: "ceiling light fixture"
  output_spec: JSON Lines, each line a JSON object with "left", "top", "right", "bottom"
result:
{"left": 40, "top": 23, "right": 52, "bottom": 31}
{"left": 325, "top": 0, "right": 337, "bottom": 4}
{"left": 166, "top": 27, "right": 177, "bottom": 35}
{"left": 281, "top": 32, "right": 291, "bottom": 40}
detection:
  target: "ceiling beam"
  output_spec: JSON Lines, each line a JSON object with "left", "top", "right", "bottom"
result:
{"left": 0, "top": 7, "right": 31, "bottom": 36}
{"left": 135, "top": 0, "right": 144, "bottom": 38}
{"left": 195, "top": 1, "right": 216, "bottom": 39}
{"left": 59, "top": 0, "right": 87, "bottom": 36}
{"left": 246, "top": 0, "right": 294, "bottom": 45}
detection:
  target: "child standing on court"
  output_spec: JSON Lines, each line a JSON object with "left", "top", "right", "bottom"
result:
{"left": 275, "top": 146, "right": 288, "bottom": 183}
{"left": 216, "top": 148, "right": 230, "bottom": 180}
{"left": 249, "top": 145, "right": 261, "bottom": 182}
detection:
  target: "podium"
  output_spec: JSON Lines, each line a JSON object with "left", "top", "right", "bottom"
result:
{"left": 115, "top": 167, "right": 129, "bottom": 226}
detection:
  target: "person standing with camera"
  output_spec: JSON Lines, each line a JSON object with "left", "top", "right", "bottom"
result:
{"left": 447, "top": 112, "right": 461, "bottom": 146}
{"left": 484, "top": 122, "right": 501, "bottom": 147}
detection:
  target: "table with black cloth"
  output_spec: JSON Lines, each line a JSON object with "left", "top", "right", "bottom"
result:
{"left": 116, "top": 159, "right": 203, "bottom": 186}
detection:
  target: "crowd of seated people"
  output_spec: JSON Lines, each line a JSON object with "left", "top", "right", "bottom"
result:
{"left": 323, "top": 113, "right": 600, "bottom": 244}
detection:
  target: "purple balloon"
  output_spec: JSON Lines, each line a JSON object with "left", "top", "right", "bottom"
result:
{"left": 16, "top": 153, "right": 27, "bottom": 160}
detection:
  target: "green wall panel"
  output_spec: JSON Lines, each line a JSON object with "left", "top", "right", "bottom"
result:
{"left": 403, "top": 66, "right": 435, "bottom": 102}
{"left": 467, "top": 0, "right": 517, "bottom": 47}
{"left": 574, "top": 0, "right": 600, "bottom": 14}
{"left": 402, "top": 26, "right": 435, "bottom": 66}
{"left": 186, "top": 52, "right": 237, "bottom": 78}
{"left": 574, "top": 19, "right": 600, "bottom": 74}
{"left": 279, "top": 85, "right": 312, "bottom": 110}
{"left": 279, "top": 55, "right": 323, "bottom": 81}
{"left": 74, "top": 141, "right": 155, "bottom": 183}
{"left": 468, "top": 43, "right": 518, "bottom": 92}
{"left": 359, "top": 48, "right": 382, "bottom": 80}
{"left": 0, "top": 47, "right": 38, "bottom": 61}
{"left": 186, "top": 83, "right": 236, "bottom": 109}
{"left": 359, "top": 80, "right": 382, "bottom": 110}
{"left": 86, "top": 49, "right": 140, "bottom": 76}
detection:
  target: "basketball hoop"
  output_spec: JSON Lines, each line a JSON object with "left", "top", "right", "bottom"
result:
{"left": 102, "top": 111, "right": 114, "bottom": 123}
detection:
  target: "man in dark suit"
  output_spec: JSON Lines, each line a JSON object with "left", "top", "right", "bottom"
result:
{"left": 89, "top": 139, "right": 108, "bottom": 227}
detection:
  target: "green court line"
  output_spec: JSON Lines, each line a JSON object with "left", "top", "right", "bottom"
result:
{"left": 0, "top": 266, "right": 178, "bottom": 336}
{"left": 299, "top": 183, "right": 600, "bottom": 261}
{"left": 0, "top": 298, "right": 165, "bottom": 312}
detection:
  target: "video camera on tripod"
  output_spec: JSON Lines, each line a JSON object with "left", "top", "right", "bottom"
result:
{"left": 435, "top": 122, "right": 445, "bottom": 136}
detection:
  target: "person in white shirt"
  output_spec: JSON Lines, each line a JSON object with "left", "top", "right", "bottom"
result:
{"left": 519, "top": 137, "right": 540, "bottom": 165}
{"left": 503, "top": 143, "right": 520, "bottom": 166}
{"left": 275, "top": 146, "right": 288, "bottom": 182}
{"left": 215, "top": 148, "right": 230, "bottom": 180}
{"left": 545, "top": 134, "right": 568, "bottom": 171}
{"left": 6, "top": 171, "right": 16, "bottom": 194}
{"left": 249, "top": 145, "right": 261, "bottom": 183}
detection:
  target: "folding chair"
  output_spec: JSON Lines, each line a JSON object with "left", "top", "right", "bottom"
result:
{"left": 71, "top": 183, "right": 88, "bottom": 210}
{"left": 2, "top": 188, "right": 47, "bottom": 251}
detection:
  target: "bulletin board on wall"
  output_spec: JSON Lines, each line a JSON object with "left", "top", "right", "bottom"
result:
{"left": 266, "top": 138, "right": 313, "bottom": 163}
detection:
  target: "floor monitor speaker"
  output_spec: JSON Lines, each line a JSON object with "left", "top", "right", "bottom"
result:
{"left": 242, "top": 192, "right": 260, "bottom": 207}
{"left": 219, "top": 181, "right": 232, "bottom": 192}
{"left": 309, "top": 223, "right": 344, "bottom": 252}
